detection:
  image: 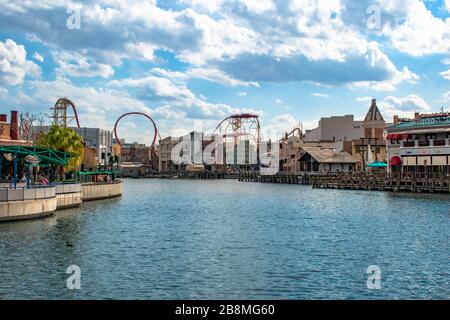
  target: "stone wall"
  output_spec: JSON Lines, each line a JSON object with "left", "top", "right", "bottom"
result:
{"left": 0, "top": 197, "right": 57, "bottom": 222}
{"left": 55, "top": 183, "right": 83, "bottom": 209}
{"left": 82, "top": 180, "right": 123, "bottom": 201}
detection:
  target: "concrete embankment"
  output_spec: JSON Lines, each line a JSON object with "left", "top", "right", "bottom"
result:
{"left": 0, "top": 180, "right": 123, "bottom": 222}
{"left": 81, "top": 180, "right": 123, "bottom": 201}
{"left": 55, "top": 183, "right": 83, "bottom": 209}
{"left": 0, "top": 186, "right": 57, "bottom": 222}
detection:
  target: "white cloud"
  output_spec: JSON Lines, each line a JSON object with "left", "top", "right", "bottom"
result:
{"left": 445, "top": 0, "right": 450, "bottom": 13}
{"left": 55, "top": 51, "right": 115, "bottom": 78}
{"left": 237, "top": 91, "right": 247, "bottom": 96}
{"left": 444, "top": 91, "right": 450, "bottom": 102}
{"left": 109, "top": 74, "right": 196, "bottom": 101}
{"left": 440, "top": 69, "right": 450, "bottom": 80}
{"left": 241, "top": 0, "right": 276, "bottom": 15}
{"left": 0, "top": 0, "right": 419, "bottom": 90}
{"left": 0, "top": 86, "right": 7, "bottom": 96}
{"left": 108, "top": 71, "right": 261, "bottom": 121}
{"left": 348, "top": 43, "right": 419, "bottom": 91}
{"left": 187, "top": 67, "right": 259, "bottom": 87}
{"left": 0, "top": 39, "right": 40, "bottom": 86}
{"left": 378, "top": 94, "right": 431, "bottom": 119}
{"left": 275, "top": 98, "right": 283, "bottom": 104}
{"left": 180, "top": 0, "right": 224, "bottom": 13}
{"left": 312, "top": 93, "right": 330, "bottom": 98}
{"left": 380, "top": 0, "right": 450, "bottom": 56}
{"left": 33, "top": 52, "right": 44, "bottom": 63}
{"left": 265, "top": 113, "right": 300, "bottom": 139}
{"left": 356, "top": 96, "right": 373, "bottom": 102}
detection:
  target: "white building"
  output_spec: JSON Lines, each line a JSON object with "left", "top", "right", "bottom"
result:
{"left": 386, "top": 112, "right": 450, "bottom": 174}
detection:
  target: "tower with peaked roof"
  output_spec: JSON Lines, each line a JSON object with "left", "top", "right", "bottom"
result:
{"left": 363, "top": 99, "right": 385, "bottom": 139}
{"left": 351, "top": 99, "right": 388, "bottom": 170}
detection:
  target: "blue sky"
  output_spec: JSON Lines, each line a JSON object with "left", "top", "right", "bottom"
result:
{"left": 0, "top": 0, "right": 449, "bottom": 144}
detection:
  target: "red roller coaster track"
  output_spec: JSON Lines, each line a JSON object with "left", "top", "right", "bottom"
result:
{"left": 215, "top": 113, "right": 261, "bottom": 145}
{"left": 113, "top": 112, "right": 159, "bottom": 148}
{"left": 214, "top": 113, "right": 260, "bottom": 132}
{"left": 54, "top": 98, "right": 81, "bottom": 128}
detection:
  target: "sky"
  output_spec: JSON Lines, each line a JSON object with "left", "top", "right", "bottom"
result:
{"left": 0, "top": 0, "right": 449, "bottom": 144}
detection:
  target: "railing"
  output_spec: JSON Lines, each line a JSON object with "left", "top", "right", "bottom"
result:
{"left": 81, "top": 179, "right": 122, "bottom": 186}
{"left": 402, "top": 141, "right": 415, "bottom": 147}
{"left": 0, "top": 185, "right": 56, "bottom": 202}
{"left": 418, "top": 140, "right": 430, "bottom": 147}
{"left": 54, "top": 182, "right": 82, "bottom": 194}
{"left": 433, "top": 140, "right": 446, "bottom": 146}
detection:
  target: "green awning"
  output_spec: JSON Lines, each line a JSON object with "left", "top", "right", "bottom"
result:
{"left": 0, "top": 145, "right": 74, "bottom": 165}
{"left": 367, "top": 161, "right": 388, "bottom": 168}
{"left": 77, "top": 171, "right": 119, "bottom": 175}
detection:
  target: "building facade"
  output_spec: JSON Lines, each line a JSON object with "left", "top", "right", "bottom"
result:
{"left": 120, "top": 142, "right": 150, "bottom": 163}
{"left": 304, "top": 115, "right": 363, "bottom": 142}
{"left": 0, "top": 111, "right": 32, "bottom": 147}
{"left": 35, "top": 126, "right": 113, "bottom": 166}
{"left": 298, "top": 146, "right": 356, "bottom": 173}
{"left": 351, "top": 99, "right": 387, "bottom": 170}
{"left": 386, "top": 112, "right": 450, "bottom": 174}
{"left": 159, "top": 136, "right": 181, "bottom": 172}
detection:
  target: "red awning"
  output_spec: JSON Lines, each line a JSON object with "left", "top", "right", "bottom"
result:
{"left": 386, "top": 134, "right": 410, "bottom": 140}
{"left": 389, "top": 156, "right": 402, "bottom": 166}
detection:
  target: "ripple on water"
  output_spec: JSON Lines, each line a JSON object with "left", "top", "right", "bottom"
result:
{"left": 0, "top": 179, "right": 449, "bottom": 299}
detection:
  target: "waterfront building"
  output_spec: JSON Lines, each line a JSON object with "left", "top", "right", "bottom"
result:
{"left": 351, "top": 99, "right": 387, "bottom": 170}
{"left": 0, "top": 111, "right": 32, "bottom": 147}
{"left": 119, "top": 162, "right": 153, "bottom": 178}
{"left": 120, "top": 141, "right": 150, "bottom": 163}
{"left": 386, "top": 111, "right": 450, "bottom": 174}
{"left": 278, "top": 131, "right": 334, "bottom": 173}
{"left": 159, "top": 136, "right": 181, "bottom": 172}
{"left": 304, "top": 114, "right": 363, "bottom": 142}
{"left": 159, "top": 132, "right": 219, "bottom": 173}
{"left": 298, "top": 146, "right": 356, "bottom": 173}
{"left": 120, "top": 140, "right": 158, "bottom": 172}
{"left": 35, "top": 126, "right": 113, "bottom": 166}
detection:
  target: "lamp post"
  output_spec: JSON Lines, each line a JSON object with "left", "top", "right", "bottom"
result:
{"left": 13, "top": 151, "right": 17, "bottom": 189}
{"left": 25, "top": 155, "right": 40, "bottom": 188}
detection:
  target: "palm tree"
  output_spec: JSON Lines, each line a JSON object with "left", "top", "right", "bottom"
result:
{"left": 36, "top": 125, "right": 84, "bottom": 172}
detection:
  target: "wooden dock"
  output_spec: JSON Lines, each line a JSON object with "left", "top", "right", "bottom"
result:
{"left": 238, "top": 172, "right": 311, "bottom": 185}
{"left": 178, "top": 172, "right": 237, "bottom": 179}
{"left": 311, "top": 172, "right": 450, "bottom": 193}
{"left": 238, "top": 171, "right": 450, "bottom": 194}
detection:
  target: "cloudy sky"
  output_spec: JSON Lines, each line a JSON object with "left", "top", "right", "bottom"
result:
{"left": 0, "top": 0, "right": 449, "bottom": 143}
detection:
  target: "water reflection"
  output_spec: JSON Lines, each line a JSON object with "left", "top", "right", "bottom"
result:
{"left": 0, "top": 179, "right": 448, "bottom": 299}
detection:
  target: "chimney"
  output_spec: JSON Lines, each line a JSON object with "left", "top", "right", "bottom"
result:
{"left": 414, "top": 112, "right": 420, "bottom": 121}
{"left": 0, "top": 114, "right": 6, "bottom": 122}
{"left": 393, "top": 115, "right": 399, "bottom": 125}
{"left": 10, "top": 110, "right": 19, "bottom": 140}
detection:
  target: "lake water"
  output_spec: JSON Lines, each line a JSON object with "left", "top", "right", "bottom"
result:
{"left": 0, "top": 179, "right": 448, "bottom": 299}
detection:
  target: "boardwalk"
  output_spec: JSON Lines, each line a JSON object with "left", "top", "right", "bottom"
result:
{"left": 238, "top": 171, "right": 450, "bottom": 194}
{"left": 311, "top": 172, "right": 450, "bottom": 193}
{"left": 238, "top": 172, "right": 311, "bottom": 185}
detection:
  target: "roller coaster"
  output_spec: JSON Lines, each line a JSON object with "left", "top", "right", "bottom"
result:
{"left": 113, "top": 112, "right": 160, "bottom": 148}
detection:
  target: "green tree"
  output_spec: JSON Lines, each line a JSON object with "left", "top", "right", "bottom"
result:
{"left": 36, "top": 125, "right": 84, "bottom": 171}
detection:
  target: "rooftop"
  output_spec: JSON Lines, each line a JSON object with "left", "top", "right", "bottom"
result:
{"left": 301, "top": 147, "right": 356, "bottom": 164}
{"left": 364, "top": 99, "right": 384, "bottom": 122}
{"left": 388, "top": 112, "right": 450, "bottom": 131}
